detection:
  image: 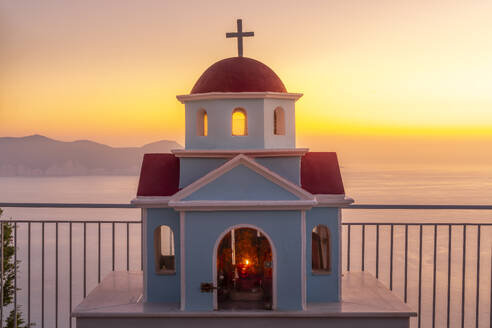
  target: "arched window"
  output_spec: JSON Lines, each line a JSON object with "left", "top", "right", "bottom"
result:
{"left": 197, "top": 108, "right": 208, "bottom": 136}
{"left": 273, "top": 107, "right": 285, "bottom": 135}
{"left": 154, "top": 225, "right": 175, "bottom": 274}
{"left": 312, "top": 225, "right": 331, "bottom": 273}
{"left": 232, "top": 108, "right": 247, "bottom": 136}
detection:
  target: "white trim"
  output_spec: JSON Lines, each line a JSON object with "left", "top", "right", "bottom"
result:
{"left": 142, "top": 209, "right": 148, "bottom": 302}
{"left": 171, "top": 148, "right": 309, "bottom": 158}
{"left": 314, "top": 194, "right": 354, "bottom": 207}
{"left": 133, "top": 194, "right": 353, "bottom": 208}
{"left": 212, "top": 224, "right": 277, "bottom": 310}
{"left": 169, "top": 200, "right": 316, "bottom": 211}
{"left": 180, "top": 211, "right": 186, "bottom": 311}
{"left": 131, "top": 196, "right": 172, "bottom": 207}
{"left": 337, "top": 209, "right": 342, "bottom": 301}
{"left": 176, "top": 92, "right": 303, "bottom": 103}
{"left": 301, "top": 210, "right": 307, "bottom": 311}
{"left": 170, "top": 154, "right": 315, "bottom": 204}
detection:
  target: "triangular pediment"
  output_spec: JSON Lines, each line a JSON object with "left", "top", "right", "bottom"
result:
{"left": 168, "top": 154, "right": 315, "bottom": 209}
{"left": 183, "top": 164, "right": 300, "bottom": 201}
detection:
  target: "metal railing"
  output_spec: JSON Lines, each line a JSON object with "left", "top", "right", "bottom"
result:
{"left": 0, "top": 203, "right": 490, "bottom": 328}
{"left": 342, "top": 221, "right": 492, "bottom": 328}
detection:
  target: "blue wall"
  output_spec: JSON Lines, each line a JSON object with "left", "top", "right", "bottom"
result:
{"left": 144, "top": 207, "right": 342, "bottom": 307}
{"left": 145, "top": 208, "right": 181, "bottom": 303}
{"left": 184, "top": 211, "right": 303, "bottom": 311}
{"left": 305, "top": 207, "right": 341, "bottom": 302}
{"left": 184, "top": 165, "right": 300, "bottom": 201}
{"left": 255, "top": 157, "right": 300, "bottom": 185}
{"left": 179, "top": 158, "right": 228, "bottom": 188}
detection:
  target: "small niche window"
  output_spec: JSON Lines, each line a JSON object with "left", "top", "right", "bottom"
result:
{"left": 232, "top": 108, "right": 247, "bottom": 136}
{"left": 312, "top": 225, "right": 331, "bottom": 273}
{"left": 154, "top": 225, "right": 175, "bottom": 274}
{"left": 197, "top": 109, "right": 208, "bottom": 136}
{"left": 273, "top": 107, "right": 285, "bottom": 135}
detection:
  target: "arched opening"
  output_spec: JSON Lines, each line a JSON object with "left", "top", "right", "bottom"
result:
{"left": 232, "top": 108, "right": 247, "bottom": 136}
{"left": 273, "top": 107, "right": 285, "bottom": 135}
{"left": 312, "top": 225, "right": 331, "bottom": 273}
{"left": 197, "top": 108, "right": 208, "bottom": 136}
{"left": 153, "top": 225, "right": 175, "bottom": 274}
{"left": 215, "top": 226, "right": 273, "bottom": 310}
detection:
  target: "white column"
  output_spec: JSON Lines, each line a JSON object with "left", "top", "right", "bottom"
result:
{"left": 180, "top": 211, "right": 186, "bottom": 311}
{"left": 301, "top": 210, "right": 307, "bottom": 310}
{"left": 169, "top": 229, "right": 173, "bottom": 255}
{"left": 142, "top": 209, "right": 148, "bottom": 302}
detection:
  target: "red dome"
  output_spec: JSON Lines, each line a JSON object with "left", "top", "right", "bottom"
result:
{"left": 191, "top": 57, "right": 287, "bottom": 94}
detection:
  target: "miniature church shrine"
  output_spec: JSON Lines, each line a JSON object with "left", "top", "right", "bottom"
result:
{"left": 73, "top": 19, "right": 416, "bottom": 328}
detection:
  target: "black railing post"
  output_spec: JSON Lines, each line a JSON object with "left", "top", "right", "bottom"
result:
{"left": 83, "top": 222, "right": 87, "bottom": 298}
{"left": 361, "top": 224, "right": 365, "bottom": 272}
{"left": 41, "top": 222, "right": 44, "bottom": 328}
{"left": 98, "top": 222, "right": 101, "bottom": 283}
{"left": 462, "top": 225, "right": 467, "bottom": 328}
{"left": 376, "top": 224, "right": 380, "bottom": 279}
{"left": 447, "top": 224, "right": 452, "bottom": 328}
{"left": 404, "top": 224, "right": 408, "bottom": 303}
{"left": 390, "top": 224, "right": 394, "bottom": 291}
{"left": 55, "top": 222, "right": 58, "bottom": 328}
{"left": 475, "top": 225, "right": 481, "bottom": 328}
{"left": 418, "top": 224, "right": 423, "bottom": 328}
{"left": 69, "top": 222, "right": 72, "bottom": 328}
{"left": 27, "top": 222, "right": 31, "bottom": 327}
{"left": 432, "top": 224, "right": 437, "bottom": 328}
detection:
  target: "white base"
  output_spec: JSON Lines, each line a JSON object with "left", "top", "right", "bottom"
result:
{"left": 73, "top": 271, "right": 416, "bottom": 328}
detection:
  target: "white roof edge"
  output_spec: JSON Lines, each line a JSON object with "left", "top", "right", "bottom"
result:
{"left": 131, "top": 195, "right": 354, "bottom": 208}
{"left": 315, "top": 194, "right": 354, "bottom": 207}
{"left": 172, "top": 148, "right": 309, "bottom": 158}
{"left": 176, "top": 92, "right": 303, "bottom": 103}
{"left": 131, "top": 196, "right": 172, "bottom": 208}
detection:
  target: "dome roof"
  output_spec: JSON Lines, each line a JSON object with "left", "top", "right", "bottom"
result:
{"left": 191, "top": 57, "right": 287, "bottom": 94}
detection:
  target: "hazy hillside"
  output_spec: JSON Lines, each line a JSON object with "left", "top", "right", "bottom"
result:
{"left": 0, "top": 135, "right": 182, "bottom": 176}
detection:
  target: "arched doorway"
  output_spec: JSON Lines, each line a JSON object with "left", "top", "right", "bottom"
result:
{"left": 214, "top": 226, "right": 275, "bottom": 310}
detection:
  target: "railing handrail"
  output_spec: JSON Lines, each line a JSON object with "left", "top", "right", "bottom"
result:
{"left": 347, "top": 204, "right": 492, "bottom": 210}
{"left": 0, "top": 219, "right": 490, "bottom": 226}
{"left": 1, "top": 202, "right": 492, "bottom": 210}
{"left": 0, "top": 202, "right": 136, "bottom": 208}
{"left": 0, "top": 219, "right": 140, "bottom": 223}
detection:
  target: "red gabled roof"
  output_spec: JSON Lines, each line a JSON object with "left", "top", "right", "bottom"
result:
{"left": 301, "top": 152, "right": 345, "bottom": 195}
{"left": 137, "top": 153, "right": 180, "bottom": 197}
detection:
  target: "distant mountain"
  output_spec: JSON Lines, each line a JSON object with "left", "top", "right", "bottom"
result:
{"left": 0, "top": 135, "right": 182, "bottom": 176}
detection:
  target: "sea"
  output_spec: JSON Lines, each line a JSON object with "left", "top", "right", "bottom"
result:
{"left": 0, "top": 164, "right": 491, "bottom": 328}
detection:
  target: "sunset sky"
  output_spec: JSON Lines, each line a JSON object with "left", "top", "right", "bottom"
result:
{"left": 1, "top": 0, "right": 491, "bottom": 165}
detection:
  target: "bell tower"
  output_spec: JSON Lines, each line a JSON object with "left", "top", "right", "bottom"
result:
{"left": 177, "top": 20, "right": 302, "bottom": 150}
{"left": 177, "top": 57, "right": 302, "bottom": 150}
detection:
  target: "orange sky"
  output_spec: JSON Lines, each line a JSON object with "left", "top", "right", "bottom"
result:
{"left": 1, "top": 0, "right": 491, "bottom": 164}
